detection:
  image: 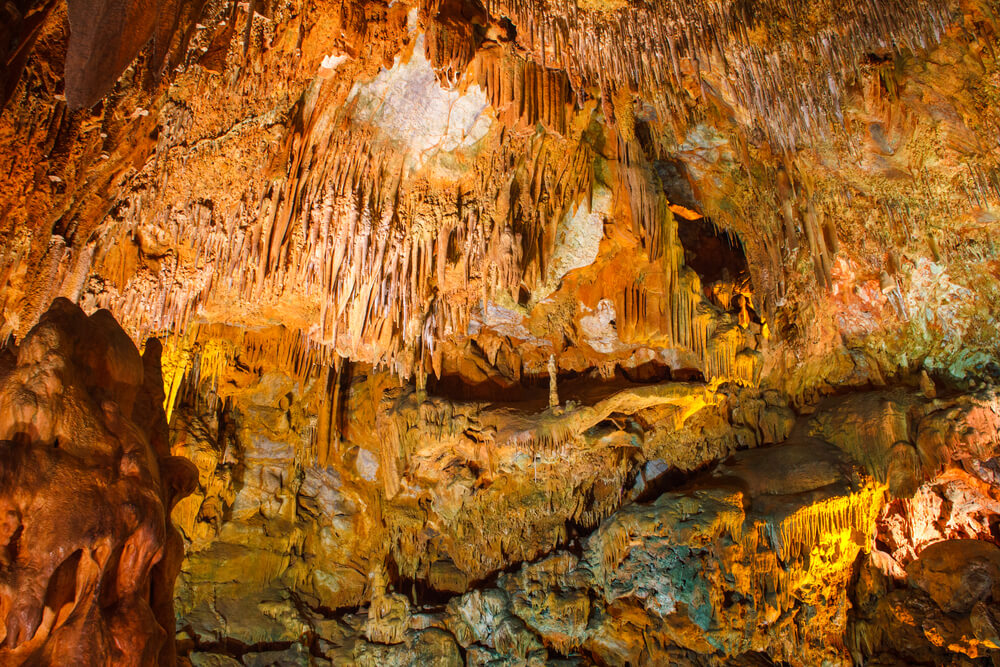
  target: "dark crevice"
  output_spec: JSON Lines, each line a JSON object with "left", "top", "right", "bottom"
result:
{"left": 677, "top": 217, "right": 750, "bottom": 286}
{"left": 178, "top": 633, "right": 303, "bottom": 659}
{"left": 43, "top": 548, "right": 81, "bottom": 620}
{"left": 632, "top": 460, "right": 711, "bottom": 504}
{"left": 426, "top": 366, "right": 703, "bottom": 408}
{"left": 390, "top": 572, "right": 461, "bottom": 610}
{"left": 617, "top": 358, "right": 672, "bottom": 383}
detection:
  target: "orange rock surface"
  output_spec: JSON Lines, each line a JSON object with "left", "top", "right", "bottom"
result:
{"left": 2, "top": 0, "right": 1000, "bottom": 663}
{"left": 0, "top": 299, "right": 195, "bottom": 665}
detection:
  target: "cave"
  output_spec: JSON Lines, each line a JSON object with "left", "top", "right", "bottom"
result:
{"left": 677, "top": 218, "right": 750, "bottom": 289}
{"left": 3, "top": 0, "right": 1000, "bottom": 665}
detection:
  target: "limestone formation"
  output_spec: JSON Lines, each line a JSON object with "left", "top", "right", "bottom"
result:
{"left": 0, "top": 299, "right": 195, "bottom": 665}
{"left": 3, "top": 0, "right": 1000, "bottom": 663}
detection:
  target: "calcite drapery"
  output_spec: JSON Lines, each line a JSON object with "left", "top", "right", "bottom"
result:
{"left": 0, "top": 299, "right": 195, "bottom": 665}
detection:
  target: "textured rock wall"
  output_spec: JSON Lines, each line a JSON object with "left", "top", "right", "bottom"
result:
{"left": 2, "top": 0, "right": 998, "bottom": 395}
{"left": 2, "top": 0, "right": 1000, "bottom": 664}
{"left": 174, "top": 380, "right": 1000, "bottom": 666}
{"left": 0, "top": 299, "right": 196, "bottom": 665}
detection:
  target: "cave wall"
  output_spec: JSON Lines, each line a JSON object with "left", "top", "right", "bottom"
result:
{"left": 2, "top": 0, "right": 1000, "bottom": 664}
{"left": 0, "top": 299, "right": 196, "bottom": 665}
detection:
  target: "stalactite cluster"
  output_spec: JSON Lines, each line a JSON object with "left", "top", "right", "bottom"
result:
{"left": 2, "top": 0, "right": 1000, "bottom": 664}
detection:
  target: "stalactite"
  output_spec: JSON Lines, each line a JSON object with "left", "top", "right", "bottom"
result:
{"left": 314, "top": 359, "right": 342, "bottom": 467}
{"left": 423, "top": 0, "right": 483, "bottom": 87}
{"left": 547, "top": 354, "right": 559, "bottom": 409}
{"left": 483, "top": 0, "right": 949, "bottom": 149}
{"left": 473, "top": 47, "right": 572, "bottom": 136}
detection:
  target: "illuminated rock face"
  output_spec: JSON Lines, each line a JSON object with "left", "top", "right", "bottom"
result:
{"left": 0, "top": 299, "right": 195, "bottom": 666}
{"left": 3, "top": 0, "right": 1000, "bottom": 664}
{"left": 166, "top": 372, "right": 1000, "bottom": 665}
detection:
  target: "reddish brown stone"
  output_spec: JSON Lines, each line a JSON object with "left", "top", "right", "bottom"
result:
{"left": 0, "top": 299, "right": 195, "bottom": 666}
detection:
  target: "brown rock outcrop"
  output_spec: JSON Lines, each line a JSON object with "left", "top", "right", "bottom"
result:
{"left": 906, "top": 540, "right": 1000, "bottom": 614}
{"left": 0, "top": 299, "right": 195, "bottom": 665}
{"left": 64, "top": 0, "right": 171, "bottom": 109}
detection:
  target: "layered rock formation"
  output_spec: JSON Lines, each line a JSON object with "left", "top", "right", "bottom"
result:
{"left": 2, "top": 0, "right": 1000, "bottom": 663}
{"left": 166, "top": 376, "right": 1000, "bottom": 666}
